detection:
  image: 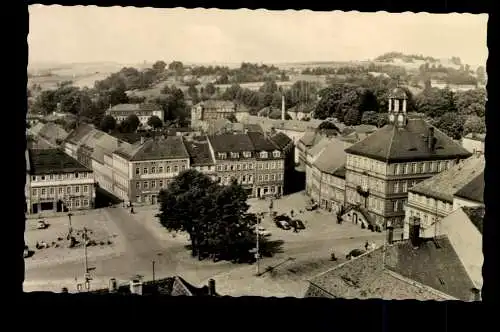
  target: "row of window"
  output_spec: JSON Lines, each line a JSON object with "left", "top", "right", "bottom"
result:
{"left": 216, "top": 161, "right": 284, "bottom": 172}
{"left": 392, "top": 180, "right": 420, "bottom": 193}
{"left": 31, "top": 172, "right": 90, "bottom": 182}
{"left": 408, "top": 193, "right": 453, "bottom": 212}
{"left": 67, "top": 198, "right": 90, "bottom": 208}
{"left": 219, "top": 173, "right": 284, "bottom": 185}
{"left": 408, "top": 208, "right": 439, "bottom": 228}
{"left": 32, "top": 185, "right": 90, "bottom": 197}
{"left": 346, "top": 188, "right": 406, "bottom": 213}
{"left": 217, "top": 150, "right": 281, "bottom": 160}
{"left": 347, "top": 154, "right": 455, "bottom": 175}
{"left": 135, "top": 165, "right": 186, "bottom": 175}
{"left": 135, "top": 179, "right": 173, "bottom": 190}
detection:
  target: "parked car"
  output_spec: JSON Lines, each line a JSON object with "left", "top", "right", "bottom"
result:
{"left": 305, "top": 202, "right": 318, "bottom": 211}
{"left": 294, "top": 219, "right": 306, "bottom": 230}
{"left": 255, "top": 226, "right": 272, "bottom": 237}
{"left": 346, "top": 248, "right": 366, "bottom": 260}
{"left": 275, "top": 220, "right": 291, "bottom": 230}
{"left": 37, "top": 220, "right": 48, "bottom": 229}
{"left": 274, "top": 214, "right": 291, "bottom": 223}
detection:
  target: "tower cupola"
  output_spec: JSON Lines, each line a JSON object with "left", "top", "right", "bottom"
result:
{"left": 388, "top": 86, "right": 408, "bottom": 128}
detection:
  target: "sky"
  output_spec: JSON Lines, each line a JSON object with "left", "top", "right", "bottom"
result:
{"left": 28, "top": 5, "right": 488, "bottom": 67}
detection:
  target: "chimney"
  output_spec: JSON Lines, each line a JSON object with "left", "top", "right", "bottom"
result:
{"left": 208, "top": 278, "right": 216, "bottom": 296}
{"left": 109, "top": 278, "right": 118, "bottom": 293}
{"left": 281, "top": 94, "right": 285, "bottom": 121}
{"left": 129, "top": 279, "right": 143, "bottom": 295}
{"left": 427, "top": 127, "right": 436, "bottom": 151}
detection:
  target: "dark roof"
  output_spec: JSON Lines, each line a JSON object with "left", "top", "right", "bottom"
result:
{"left": 313, "top": 138, "right": 350, "bottom": 175}
{"left": 344, "top": 119, "right": 472, "bottom": 162}
{"left": 410, "top": 156, "right": 485, "bottom": 203}
{"left": 269, "top": 132, "right": 293, "bottom": 150}
{"left": 305, "top": 247, "right": 449, "bottom": 300}
{"left": 386, "top": 237, "right": 476, "bottom": 301}
{"left": 65, "top": 124, "right": 95, "bottom": 144}
{"left": 244, "top": 123, "right": 264, "bottom": 133}
{"left": 454, "top": 171, "right": 484, "bottom": 203}
{"left": 29, "top": 149, "right": 91, "bottom": 175}
{"left": 208, "top": 133, "right": 255, "bottom": 153}
{"left": 129, "top": 136, "right": 190, "bottom": 161}
{"left": 247, "top": 132, "right": 278, "bottom": 151}
{"left": 108, "top": 103, "right": 162, "bottom": 112}
{"left": 184, "top": 137, "right": 215, "bottom": 166}
{"left": 462, "top": 206, "right": 484, "bottom": 234}
{"left": 332, "top": 164, "right": 346, "bottom": 178}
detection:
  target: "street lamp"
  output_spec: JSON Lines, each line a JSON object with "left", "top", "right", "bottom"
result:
{"left": 67, "top": 211, "right": 73, "bottom": 234}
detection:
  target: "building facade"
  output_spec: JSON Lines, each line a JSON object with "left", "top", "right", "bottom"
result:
{"left": 106, "top": 103, "right": 164, "bottom": 126}
{"left": 191, "top": 100, "right": 241, "bottom": 129}
{"left": 27, "top": 149, "right": 96, "bottom": 214}
{"left": 343, "top": 87, "right": 472, "bottom": 231}
{"left": 461, "top": 133, "right": 485, "bottom": 154}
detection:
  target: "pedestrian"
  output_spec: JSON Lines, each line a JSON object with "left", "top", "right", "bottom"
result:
{"left": 364, "top": 241, "right": 369, "bottom": 251}
{"left": 290, "top": 209, "right": 294, "bottom": 218}
{"left": 130, "top": 207, "right": 134, "bottom": 214}
{"left": 293, "top": 225, "right": 298, "bottom": 233}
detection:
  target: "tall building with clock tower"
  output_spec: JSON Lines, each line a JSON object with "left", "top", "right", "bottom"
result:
{"left": 342, "top": 87, "right": 472, "bottom": 232}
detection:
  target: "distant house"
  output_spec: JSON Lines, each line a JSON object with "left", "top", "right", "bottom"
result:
{"left": 462, "top": 133, "right": 485, "bottom": 154}
{"left": 191, "top": 100, "right": 248, "bottom": 129}
{"left": 183, "top": 136, "right": 217, "bottom": 180}
{"left": 106, "top": 103, "right": 164, "bottom": 126}
{"left": 287, "top": 103, "right": 316, "bottom": 121}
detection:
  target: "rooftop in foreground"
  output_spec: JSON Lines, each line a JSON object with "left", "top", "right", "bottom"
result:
{"left": 29, "top": 149, "right": 91, "bottom": 175}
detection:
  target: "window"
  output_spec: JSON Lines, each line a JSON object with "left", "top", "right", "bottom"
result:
{"left": 393, "top": 200, "right": 399, "bottom": 212}
{"left": 49, "top": 174, "right": 53, "bottom": 180}
{"left": 82, "top": 173, "right": 87, "bottom": 178}
{"left": 272, "top": 174, "right": 276, "bottom": 181}
{"left": 83, "top": 199, "right": 89, "bottom": 207}
{"left": 264, "top": 174, "right": 269, "bottom": 181}
{"left": 411, "top": 163, "right": 417, "bottom": 173}
{"left": 174, "top": 166, "right": 179, "bottom": 172}
{"left": 265, "top": 163, "right": 269, "bottom": 170}
{"left": 166, "top": 166, "right": 171, "bottom": 173}
{"left": 59, "top": 187, "right": 64, "bottom": 194}
{"left": 260, "top": 151, "right": 268, "bottom": 158}
{"left": 218, "top": 153, "right": 227, "bottom": 159}
{"left": 237, "top": 164, "right": 241, "bottom": 171}
{"left": 273, "top": 151, "right": 281, "bottom": 158}
{"left": 74, "top": 173, "right": 79, "bottom": 178}
{"left": 41, "top": 188, "right": 46, "bottom": 195}
{"left": 83, "top": 185, "right": 88, "bottom": 193}
{"left": 41, "top": 176, "right": 45, "bottom": 180}
{"left": 143, "top": 168, "right": 148, "bottom": 174}
{"left": 32, "top": 176, "right": 36, "bottom": 181}
{"left": 438, "top": 162, "right": 444, "bottom": 172}
{"left": 67, "top": 187, "right": 71, "bottom": 194}
{"left": 394, "top": 182, "right": 399, "bottom": 193}
{"left": 159, "top": 180, "right": 163, "bottom": 188}
{"left": 248, "top": 175, "right": 253, "bottom": 183}
{"left": 271, "top": 162, "right": 276, "bottom": 169}
{"left": 258, "top": 175, "right": 263, "bottom": 181}
{"left": 143, "top": 182, "right": 149, "bottom": 189}
{"left": 231, "top": 152, "right": 239, "bottom": 158}
{"left": 136, "top": 182, "right": 140, "bottom": 189}
{"left": 243, "top": 163, "right": 248, "bottom": 170}
{"left": 50, "top": 187, "right": 55, "bottom": 195}
{"left": 243, "top": 151, "right": 251, "bottom": 158}
{"left": 422, "top": 162, "right": 428, "bottom": 173}
{"left": 159, "top": 166, "right": 163, "bottom": 173}
{"left": 151, "top": 181, "right": 156, "bottom": 188}
{"left": 75, "top": 200, "right": 80, "bottom": 208}
{"left": 248, "top": 163, "right": 253, "bottom": 170}
{"left": 417, "top": 163, "right": 423, "bottom": 173}
{"left": 32, "top": 189, "right": 37, "bottom": 196}
{"left": 151, "top": 167, "right": 156, "bottom": 173}
{"left": 181, "top": 165, "right": 186, "bottom": 171}
{"left": 402, "top": 181, "right": 408, "bottom": 192}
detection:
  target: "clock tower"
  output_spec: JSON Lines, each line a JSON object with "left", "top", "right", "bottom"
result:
{"left": 388, "top": 86, "right": 408, "bottom": 128}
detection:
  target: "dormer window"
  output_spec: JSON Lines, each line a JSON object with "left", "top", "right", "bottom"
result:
{"left": 243, "top": 151, "right": 251, "bottom": 158}
{"left": 272, "top": 150, "right": 281, "bottom": 158}
{"left": 260, "top": 151, "right": 268, "bottom": 159}
{"left": 230, "top": 152, "right": 239, "bottom": 159}
{"left": 218, "top": 152, "right": 227, "bottom": 159}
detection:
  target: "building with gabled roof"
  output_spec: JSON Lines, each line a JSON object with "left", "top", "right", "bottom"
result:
{"left": 191, "top": 100, "right": 248, "bottom": 129}
{"left": 343, "top": 87, "right": 472, "bottom": 232}
{"left": 183, "top": 136, "right": 217, "bottom": 180}
{"left": 405, "top": 154, "right": 484, "bottom": 239}
{"left": 26, "top": 149, "right": 96, "bottom": 214}
{"left": 305, "top": 236, "right": 479, "bottom": 301}
{"left": 106, "top": 103, "right": 164, "bottom": 126}
{"left": 111, "top": 136, "right": 190, "bottom": 205}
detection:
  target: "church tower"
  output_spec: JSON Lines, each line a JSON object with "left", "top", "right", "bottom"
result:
{"left": 387, "top": 86, "right": 408, "bottom": 128}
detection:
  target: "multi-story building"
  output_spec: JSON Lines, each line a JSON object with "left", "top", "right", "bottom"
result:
{"left": 405, "top": 154, "right": 484, "bottom": 239}
{"left": 183, "top": 136, "right": 217, "bottom": 181}
{"left": 305, "top": 137, "right": 337, "bottom": 198}
{"left": 461, "top": 133, "right": 485, "bottom": 154}
{"left": 268, "top": 132, "right": 294, "bottom": 194}
{"left": 106, "top": 103, "right": 164, "bottom": 126}
{"left": 207, "top": 132, "right": 286, "bottom": 198}
{"left": 191, "top": 100, "right": 248, "bottom": 129}
{"left": 307, "top": 138, "right": 351, "bottom": 214}
{"left": 26, "top": 149, "right": 96, "bottom": 214}
{"left": 342, "top": 87, "right": 472, "bottom": 231}
{"left": 112, "top": 136, "right": 190, "bottom": 205}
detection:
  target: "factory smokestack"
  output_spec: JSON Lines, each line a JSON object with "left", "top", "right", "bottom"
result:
{"left": 281, "top": 94, "right": 285, "bottom": 121}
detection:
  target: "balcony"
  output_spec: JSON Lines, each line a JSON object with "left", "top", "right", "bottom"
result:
{"left": 356, "top": 185, "right": 370, "bottom": 198}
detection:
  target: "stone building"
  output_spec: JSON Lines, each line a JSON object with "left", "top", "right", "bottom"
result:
{"left": 106, "top": 103, "right": 164, "bottom": 126}
{"left": 26, "top": 149, "right": 96, "bottom": 214}
{"left": 183, "top": 136, "right": 217, "bottom": 181}
{"left": 191, "top": 100, "right": 248, "bottom": 129}
{"left": 342, "top": 87, "right": 472, "bottom": 231}
{"left": 405, "top": 154, "right": 484, "bottom": 239}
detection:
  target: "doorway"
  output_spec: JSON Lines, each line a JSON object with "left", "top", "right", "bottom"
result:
{"left": 151, "top": 195, "right": 157, "bottom": 205}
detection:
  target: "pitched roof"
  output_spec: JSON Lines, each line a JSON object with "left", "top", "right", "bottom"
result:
{"left": 184, "top": 137, "right": 215, "bottom": 166}
{"left": 195, "top": 100, "right": 235, "bottom": 110}
{"left": 38, "top": 123, "right": 69, "bottom": 144}
{"left": 243, "top": 115, "right": 322, "bottom": 133}
{"left": 269, "top": 132, "right": 292, "bottom": 150}
{"left": 108, "top": 103, "right": 162, "bottom": 112}
{"left": 29, "top": 149, "right": 91, "bottom": 175}
{"left": 313, "top": 138, "right": 350, "bottom": 175}
{"left": 461, "top": 206, "right": 485, "bottom": 234}
{"left": 65, "top": 124, "right": 96, "bottom": 145}
{"left": 129, "top": 136, "right": 190, "bottom": 161}
{"left": 454, "top": 171, "right": 484, "bottom": 203}
{"left": 247, "top": 132, "right": 278, "bottom": 151}
{"left": 208, "top": 133, "right": 255, "bottom": 153}
{"left": 244, "top": 123, "right": 263, "bottom": 133}
{"left": 298, "top": 131, "right": 317, "bottom": 146}
{"left": 307, "top": 137, "right": 334, "bottom": 160}
{"left": 305, "top": 247, "right": 451, "bottom": 300}
{"left": 385, "top": 237, "right": 476, "bottom": 301}
{"left": 410, "top": 155, "right": 485, "bottom": 203}
{"left": 30, "top": 122, "right": 45, "bottom": 136}
{"left": 344, "top": 119, "right": 472, "bottom": 162}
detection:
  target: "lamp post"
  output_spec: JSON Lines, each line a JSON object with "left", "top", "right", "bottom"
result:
{"left": 152, "top": 260, "right": 156, "bottom": 281}
{"left": 255, "top": 214, "right": 261, "bottom": 276}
